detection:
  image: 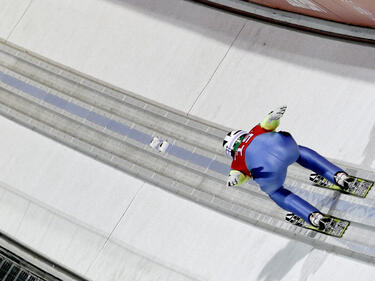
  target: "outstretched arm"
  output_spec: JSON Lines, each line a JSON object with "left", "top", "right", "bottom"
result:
{"left": 260, "top": 105, "right": 287, "bottom": 131}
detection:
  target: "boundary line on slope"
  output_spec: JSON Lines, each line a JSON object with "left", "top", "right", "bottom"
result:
{"left": 187, "top": 22, "right": 246, "bottom": 115}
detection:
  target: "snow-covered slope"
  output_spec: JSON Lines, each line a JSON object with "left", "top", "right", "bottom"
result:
{"left": 0, "top": 0, "right": 374, "bottom": 280}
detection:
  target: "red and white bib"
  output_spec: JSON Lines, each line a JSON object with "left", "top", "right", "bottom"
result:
{"left": 231, "top": 124, "right": 273, "bottom": 176}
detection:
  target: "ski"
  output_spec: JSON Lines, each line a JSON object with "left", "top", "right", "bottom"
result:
{"left": 309, "top": 173, "right": 373, "bottom": 198}
{"left": 285, "top": 213, "right": 350, "bottom": 238}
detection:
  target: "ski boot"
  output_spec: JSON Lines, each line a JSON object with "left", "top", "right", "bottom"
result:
{"left": 334, "top": 172, "right": 361, "bottom": 191}
{"left": 309, "top": 212, "right": 334, "bottom": 232}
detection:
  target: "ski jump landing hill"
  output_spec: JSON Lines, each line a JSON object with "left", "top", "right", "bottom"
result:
{"left": 0, "top": 0, "right": 375, "bottom": 280}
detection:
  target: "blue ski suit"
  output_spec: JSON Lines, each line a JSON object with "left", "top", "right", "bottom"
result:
{"left": 244, "top": 131, "right": 342, "bottom": 222}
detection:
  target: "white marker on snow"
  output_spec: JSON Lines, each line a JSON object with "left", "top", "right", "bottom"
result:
{"left": 158, "top": 140, "right": 169, "bottom": 153}
{"left": 150, "top": 137, "right": 160, "bottom": 149}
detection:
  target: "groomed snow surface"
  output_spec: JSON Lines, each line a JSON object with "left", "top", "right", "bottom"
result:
{"left": 1, "top": 0, "right": 375, "bottom": 280}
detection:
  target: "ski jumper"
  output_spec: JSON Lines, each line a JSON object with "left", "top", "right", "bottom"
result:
{"left": 231, "top": 122, "right": 343, "bottom": 223}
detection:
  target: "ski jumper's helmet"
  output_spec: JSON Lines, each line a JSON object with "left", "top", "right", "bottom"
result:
{"left": 223, "top": 130, "right": 247, "bottom": 158}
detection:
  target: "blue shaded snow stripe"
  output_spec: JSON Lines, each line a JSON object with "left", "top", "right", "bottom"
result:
{"left": 0, "top": 70, "right": 230, "bottom": 173}
{"left": 168, "top": 145, "right": 214, "bottom": 169}
{"left": 4, "top": 69, "right": 375, "bottom": 225}
{"left": 44, "top": 94, "right": 68, "bottom": 109}
{"left": 208, "top": 160, "right": 231, "bottom": 175}
{"left": 106, "top": 120, "right": 130, "bottom": 135}
{"left": 127, "top": 128, "right": 150, "bottom": 144}
{"left": 87, "top": 111, "right": 110, "bottom": 127}
{"left": 65, "top": 102, "right": 90, "bottom": 119}
{"left": 0, "top": 72, "right": 47, "bottom": 99}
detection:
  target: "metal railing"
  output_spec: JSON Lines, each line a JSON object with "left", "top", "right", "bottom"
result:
{"left": 0, "top": 246, "right": 60, "bottom": 281}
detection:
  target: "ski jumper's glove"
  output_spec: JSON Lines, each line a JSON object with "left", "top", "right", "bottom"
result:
{"left": 260, "top": 105, "right": 287, "bottom": 131}
{"left": 227, "top": 170, "right": 250, "bottom": 187}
